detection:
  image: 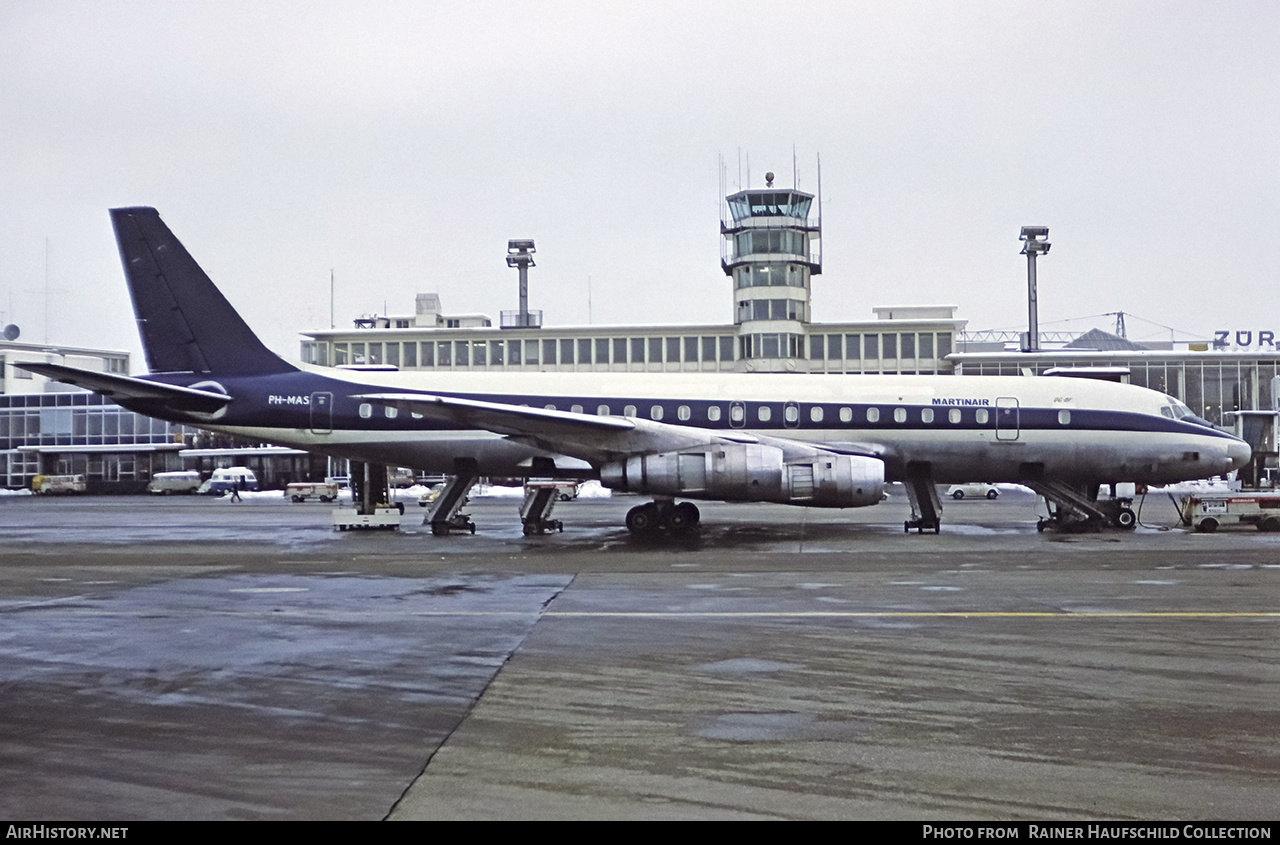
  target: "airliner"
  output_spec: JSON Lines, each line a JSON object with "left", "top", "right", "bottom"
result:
{"left": 18, "top": 207, "right": 1250, "bottom": 535}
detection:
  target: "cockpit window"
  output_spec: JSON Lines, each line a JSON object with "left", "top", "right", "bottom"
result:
{"left": 1162, "top": 396, "right": 1194, "bottom": 420}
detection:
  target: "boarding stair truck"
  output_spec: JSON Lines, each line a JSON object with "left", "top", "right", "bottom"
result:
{"left": 332, "top": 461, "right": 403, "bottom": 530}
{"left": 519, "top": 479, "right": 571, "bottom": 535}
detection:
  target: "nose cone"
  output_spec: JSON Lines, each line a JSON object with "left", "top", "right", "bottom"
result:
{"left": 1226, "top": 438, "right": 1252, "bottom": 472}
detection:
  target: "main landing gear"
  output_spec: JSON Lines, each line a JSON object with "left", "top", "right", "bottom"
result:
{"left": 1027, "top": 480, "right": 1137, "bottom": 532}
{"left": 625, "top": 500, "right": 700, "bottom": 537}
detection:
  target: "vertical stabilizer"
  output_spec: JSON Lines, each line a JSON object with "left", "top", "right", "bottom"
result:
{"left": 110, "top": 207, "right": 294, "bottom": 375}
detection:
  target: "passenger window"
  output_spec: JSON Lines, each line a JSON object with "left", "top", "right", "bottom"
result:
{"left": 949, "top": 408, "right": 961, "bottom": 424}
{"left": 1058, "top": 409, "right": 1071, "bottom": 425}
{"left": 571, "top": 404, "right": 584, "bottom": 414}
{"left": 839, "top": 407, "right": 852, "bottom": 423}
{"left": 597, "top": 404, "right": 610, "bottom": 416}
{"left": 867, "top": 408, "right": 880, "bottom": 423}
{"left": 785, "top": 404, "right": 799, "bottom": 424}
{"left": 384, "top": 406, "right": 398, "bottom": 419}
{"left": 624, "top": 405, "right": 637, "bottom": 417}
{"left": 730, "top": 404, "right": 745, "bottom": 423}
{"left": 677, "top": 405, "right": 691, "bottom": 421}
{"left": 976, "top": 409, "right": 989, "bottom": 424}
{"left": 758, "top": 406, "right": 772, "bottom": 422}
{"left": 650, "top": 405, "right": 664, "bottom": 420}
{"left": 544, "top": 404, "right": 557, "bottom": 411}
{"left": 921, "top": 408, "right": 933, "bottom": 423}
{"left": 358, "top": 403, "right": 372, "bottom": 419}
{"left": 894, "top": 408, "right": 907, "bottom": 423}
{"left": 810, "top": 406, "right": 824, "bottom": 423}
{"left": 708, "top": 406, "right": 722, "bottom": 422}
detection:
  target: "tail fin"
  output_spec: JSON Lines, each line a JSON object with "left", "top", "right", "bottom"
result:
{"left": 110, "top": 207, "right": 295, "bottom": 375}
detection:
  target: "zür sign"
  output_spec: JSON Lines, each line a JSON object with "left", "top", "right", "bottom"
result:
{"left": 1215, "top": 331, "right": 1277, "bottom": 348}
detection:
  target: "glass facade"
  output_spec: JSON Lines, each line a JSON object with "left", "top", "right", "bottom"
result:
{"left": 0, "top": 393, "right": 188, "bottom": 489}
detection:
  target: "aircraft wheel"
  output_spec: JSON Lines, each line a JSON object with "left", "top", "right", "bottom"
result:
{"left": 626, "top": 504, "right": 658, "bottom": 534}
{"left": 1115, "top": 507, "right": 1137, "bottom": 530}
{"left": 664, "top": 502, "right": 698, "bottom": 534}
{"left": 1197, "top": 518, "right": 1219, "bottom": 534}
{"left": 986, "top": 489, "right": 999, "bottom": 500}
{"left": 952, "top": 490, "right": 964, "bottom": 500}
{"left": 291, "top": 495, "right": 302, "bottom": 503}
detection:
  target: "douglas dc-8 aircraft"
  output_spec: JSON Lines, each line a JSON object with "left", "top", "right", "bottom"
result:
{"left": 19, "top": 207, "right": 1250, "bottom": 535}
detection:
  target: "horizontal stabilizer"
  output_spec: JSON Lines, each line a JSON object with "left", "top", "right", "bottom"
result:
{"left": 14, "top": 363, "right": 231, "bottom": 413}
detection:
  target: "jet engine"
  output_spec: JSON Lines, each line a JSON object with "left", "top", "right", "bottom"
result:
{"left": 599, "top": 443, "right": 884, "bottom": 507}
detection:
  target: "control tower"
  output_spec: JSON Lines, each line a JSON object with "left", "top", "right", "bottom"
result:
{"left": 721, "top": 171, "right": 821, "bottom": 371}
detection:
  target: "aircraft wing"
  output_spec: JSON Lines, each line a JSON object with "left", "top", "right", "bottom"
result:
{"left": 13, "top": 362, "right": 231, "bottom": 413}
{"left": 357, "top": 392, "right": 882, "bottom": 465}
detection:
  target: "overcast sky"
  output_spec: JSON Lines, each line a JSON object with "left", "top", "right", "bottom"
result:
{"left": 2, "top": 1, "right": 1278, "bottom": 363}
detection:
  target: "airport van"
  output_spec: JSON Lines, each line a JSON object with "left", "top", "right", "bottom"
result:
{"left": 197, "top": 467, "right": 259, "bottom": 496}
{"left": 32, "top": 474, "right": 87, "bottom": 495}
{"left": 146, "top": 471, "right": 202, "bottom": 495}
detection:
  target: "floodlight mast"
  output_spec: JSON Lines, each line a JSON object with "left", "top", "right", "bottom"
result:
{"left": 1019, "top": 226, "right": 1051, "bottom": 352}
{"left": 506, "top": 239, "right": 536, "bottom": 328}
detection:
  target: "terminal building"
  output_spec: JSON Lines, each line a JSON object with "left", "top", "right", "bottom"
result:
{"left": 0, "top": 338, "right": 186, "bottom": 490}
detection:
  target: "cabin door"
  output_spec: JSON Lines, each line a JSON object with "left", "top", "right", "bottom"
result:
{"left": 310, "top": 392, "right": 333, "bottom": 435}
{"left": 995, "top": 397, "right": 1020, "bottom": 441}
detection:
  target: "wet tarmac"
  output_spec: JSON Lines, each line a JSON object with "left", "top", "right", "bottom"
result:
{"left": 1, "top": 491, "right": 1278, "bottom": 819}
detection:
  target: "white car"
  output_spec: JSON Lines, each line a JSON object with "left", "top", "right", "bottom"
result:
{"left": 946, "top": 483, "right": 1000, "bottom": 500}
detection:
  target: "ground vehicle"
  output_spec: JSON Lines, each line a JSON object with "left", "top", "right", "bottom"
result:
{"left": 946, "top": 483, "right": 999, "bottom": 500}
{"left": 1180, "top": 493, "right": 1280, "bottom": 532}
{"left": 197, "top": 467, "right": 259, "bottom": 496}
{"left": 146, "top": 470, "right": 202, "bottom": 495}
{"left": 32, "top": 474, "right": 86, "bottom": 495}
{"left": 285, "top": 480, "right": 339, "bottom": 502}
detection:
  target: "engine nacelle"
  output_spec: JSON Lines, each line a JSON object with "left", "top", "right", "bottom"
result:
{"left": 599, "top": 444, "right": 884, "bottom": 508}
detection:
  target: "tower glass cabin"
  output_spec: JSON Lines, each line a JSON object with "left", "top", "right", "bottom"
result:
{"left": 721, "top": 185, "right": 821, "bottom": 371}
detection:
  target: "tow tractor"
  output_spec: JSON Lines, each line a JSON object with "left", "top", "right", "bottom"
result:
{"left": 1180, "top": 492, "right": 1280, "bottom": 533}
{"left": 332, "top": 462, "right": 404, "bottom": 531}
